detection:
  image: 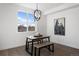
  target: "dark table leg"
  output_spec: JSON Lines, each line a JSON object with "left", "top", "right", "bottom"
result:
{"left": 26, "top": 38, "right": 28, "bottom": 51}
{"left": 25, "top": 38, "right": 32, "bottom": 55}
{"left": 34, "top": 47, "right": 36, "bottom": 56}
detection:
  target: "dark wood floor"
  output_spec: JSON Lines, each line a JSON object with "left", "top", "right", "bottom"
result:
{"left": 0, "top": 43, "right": 79, "bottom": 56}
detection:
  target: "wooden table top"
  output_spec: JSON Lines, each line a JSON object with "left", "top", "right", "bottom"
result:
{"left": 27, "top": 36, "right": 50, "bottom": 40}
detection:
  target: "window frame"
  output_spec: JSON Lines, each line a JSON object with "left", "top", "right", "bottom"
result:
{"left": 17, "top": 10, "right": 37, "bottom": 32}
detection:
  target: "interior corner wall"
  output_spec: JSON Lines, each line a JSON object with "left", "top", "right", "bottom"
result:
{"left": 0, "top": 4, "right": 46, "bottom": 50}
{"left": 47, "top": 6, "right": 79, "bottom": 49}
{"left": 37, "top": 15, "right": 47, "bottom": 36}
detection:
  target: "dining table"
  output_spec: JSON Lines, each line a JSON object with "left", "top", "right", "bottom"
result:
{"left": 25, "top": 36, "right": 50, "bottom": 56}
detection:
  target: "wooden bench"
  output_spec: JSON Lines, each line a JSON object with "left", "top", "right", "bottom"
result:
{"left": 26, "top": 36, "right": 53, "bottom": 56}
{"left": 34, "top": 42, "right": 54, "bottom": 56}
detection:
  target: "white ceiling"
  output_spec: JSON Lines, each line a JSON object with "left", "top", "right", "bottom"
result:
{"left": 17, "top": 3, "right": 63, "bottom": 12}
{"left": 17, "top": 3, "right": 79, "bottom": 15}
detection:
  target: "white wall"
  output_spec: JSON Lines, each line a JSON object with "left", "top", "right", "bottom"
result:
{"left": 37, "top": 15, "right": 47, "bottom": 36}
{"left": 0, "top": 4, "right": 46, "bottom": 50}
{"left": 47, "top": 5, "right": 79, "bottom": 49}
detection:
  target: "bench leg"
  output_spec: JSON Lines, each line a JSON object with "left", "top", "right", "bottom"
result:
{"left": 52, "top": 44, "right": 54, "bottom": 52}
{"left": 38, "top": 48, "right": 40, "bottom": 56}
{"left": 34, "top": 47, "right": 36, "bottom": 56}
{"left": 48, "top": 45, "right": 51, "bottom": 51}
{"left": 47, "top": 44, "right": 54, "bottom": 52}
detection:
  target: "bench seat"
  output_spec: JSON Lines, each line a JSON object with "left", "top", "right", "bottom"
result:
{"left": 34, "top": 42, "right": 54, "bottom": 48}
{"left": 33, "top": 42, "right": 54, "bottom": 56}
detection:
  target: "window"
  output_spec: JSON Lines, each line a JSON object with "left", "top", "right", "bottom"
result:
{"left": 17, "top": 10, "right": 37, "bottom": 32}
